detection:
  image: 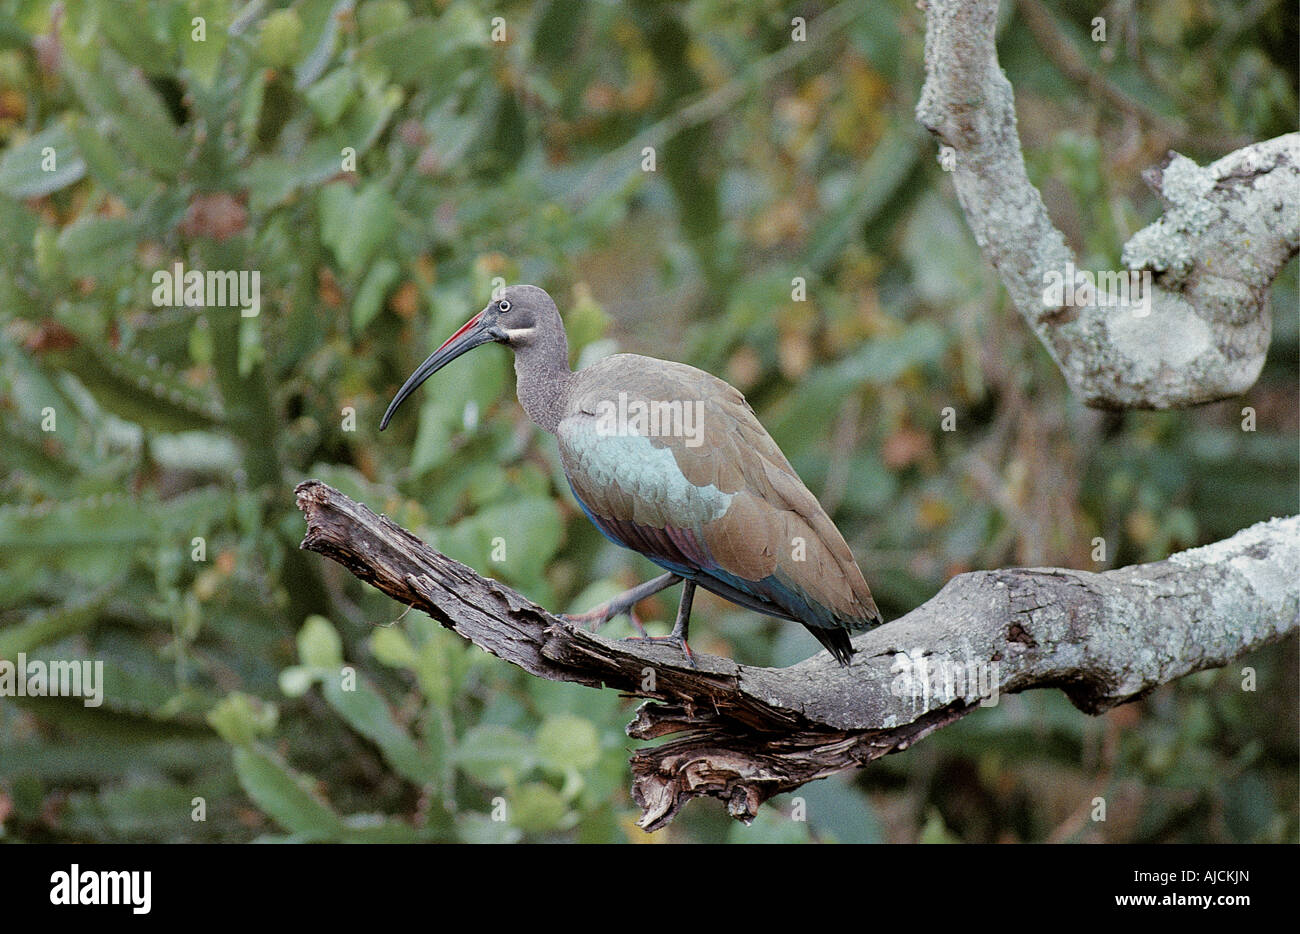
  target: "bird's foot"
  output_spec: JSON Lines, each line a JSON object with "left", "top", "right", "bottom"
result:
{"left": 560, "top": 603, "right": 614, "bottom": 632}
{"left": 560, "top": 573, "right": 680, "bottom": 636}
{"left": 561, "top": 604, "right": 648, "bottom": 636}
{"left": 626, "top": 609, "right": 649, "bottom": 639}
{"left": 622, "top": 633, "right": 698, "bottom": 669}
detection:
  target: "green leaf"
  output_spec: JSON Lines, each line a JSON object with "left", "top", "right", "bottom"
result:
{"left": 370, "top": 626, "right": 418, "bottom": 669}
{"left": 412, "top": 628, "right": 457, "bottom": 711}
{"left": 0, "top": 488, "right": 227, "bottom": 552}
{"left": 335, "top": 79, "right": 403, "bottom": 155}
{"left": 0, "top": 586, "right": 114, "bottom": 658}
{"left": 1222, "top": 772, "right": 1277, "bottom": 842}
{"left": 278, "top": 665, "right": 317, "bottom": 697}
{"left": 0, "top": 415, "right": 87, "bottom": 487}
{"left": 149, "top": 431, "right": 239, "bottom": 476}
{"left": 797, "top": 775, "right": 885, "bottom": 844}
{"left": 44, "top": 343, "right": 224, "bottom": 432}
{"left": 438, "top": 497, "right": 564, "bottom": 595}
{"left": 96, "top": 1, "right": 174, "bottom": 74}
{"left": 1, "top": 737, "right": 229, "bottom": 783}
{"left": 56, "top": 215, "right": 138, "bottom": 280}
{"left": 510, "top": 782, "right": 569, "bottom": 833}
{"left": 62, "top": 780, "right": 218, "bottom": 841}
{"left": 207, "top": 692, "right": 279, "bottom": 746}
{"left": 64, "top": 48, "right": 187, "bottom": 178}
{"left": 562, "top": 288, "right": 610, "bottom": 361}
{"left": 295, "top": 0, "right": 352, "bottom": 89}
{"left": 359, "top": 19, "right": 441, "bottom": 86}
{"left": 245, "top": 142, "right": 339, "bottom": 213}
{"left": 764, "top": 321, "right": 948, "bottom": 450}
{"left": 352, "top": 258, "right": 400, "bottom": 331}
{"left": 297, "top": 615, "right": 343, "bottom": 668}
{"left": 318, "top": 181, "right": 396, "bottom": 277}
{"left": 0, "top": 13, "right": 30, "bottom": 50}
{"left": 258, "top": 8, "right": 304, "bottom": 69}
{"left": 358, "top": 0, "right": 409, "bottom": 40}
{"left": 840, "top": 322, "right": 949, "bottom": 384}
{"left": 232, "top": 744, "right": 345, "bottom": 840}
{"left": 182, "top": 0, "right": 229, "bottom": 89}
{"left": 0, "top": 123, "right": 86, "bottom": 198}
{"left": 454, "top": 725, "right": 533, "bottom": 786}
{"left": 305, "top": 67, "right": 357, "bottom": 126}
{"left": 359, "top": 11, "right": 483, "bottom": 86}
{"left": 534, "top": 715, "right": 601, "bottom": 775}
{"left": 66, "top": 116, "right": 149, "bottom": 204}
{"left": 806, "top": 128, "right": 924, "bottom": 273}
{"left": 321, "top": 674, "right": 439, "bottom": 785}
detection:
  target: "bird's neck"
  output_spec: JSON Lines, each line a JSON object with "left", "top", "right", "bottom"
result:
{"left": 514, "top": 338, "right": 572, "bottom": 434}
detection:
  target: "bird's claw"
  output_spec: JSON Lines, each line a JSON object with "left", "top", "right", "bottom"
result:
{"left": 562, "top": 604, "right": 653, "bottom": 637}
{"left": 622, "top": 633, "right": 698, "bottom": 669}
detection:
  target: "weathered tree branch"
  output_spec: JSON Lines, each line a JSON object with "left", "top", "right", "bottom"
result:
{"left": 916, "top": 0, "right": 1299, "bottom": 409}
{"left": 295, "top": 479, "right": 1299, "bottom": 831}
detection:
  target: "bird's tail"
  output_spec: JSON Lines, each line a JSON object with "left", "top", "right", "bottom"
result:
{"left": 809, "top": 605, "right": 885, "bottom": 667}
{"left": 810, "top": 625, "right": 857, "bottom": 667}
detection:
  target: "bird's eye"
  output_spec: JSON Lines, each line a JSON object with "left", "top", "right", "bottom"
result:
{"left": 497, "top": 299, "right": 511, "bottom": 313}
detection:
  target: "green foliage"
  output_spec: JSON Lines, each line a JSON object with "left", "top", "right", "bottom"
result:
{"left": 0, "top": 0, "right": 1295, "bottom": 843}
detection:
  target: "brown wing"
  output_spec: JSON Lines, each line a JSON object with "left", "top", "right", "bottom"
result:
{"left": 563, "top": 355, "right": 881, "bottom": 629}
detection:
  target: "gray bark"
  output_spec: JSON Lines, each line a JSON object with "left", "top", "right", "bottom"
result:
{"left": 916, "top": 0, "right": 1299, "bottom": 409}
{"left": 295, "top": 480, "right": 1299, "bottom": 831}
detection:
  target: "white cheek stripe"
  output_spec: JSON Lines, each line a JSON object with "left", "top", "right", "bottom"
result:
{"left": 505, "top": 327, "right": 535, "bottom": 340}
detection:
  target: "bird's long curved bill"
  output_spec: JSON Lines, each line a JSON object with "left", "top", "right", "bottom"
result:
{"left": 379, "top": 311, "right": 492, "bottom": 430}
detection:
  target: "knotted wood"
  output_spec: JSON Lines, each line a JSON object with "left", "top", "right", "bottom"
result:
{"left": 295, "top": 479, "right": 1298, "bottom": 831}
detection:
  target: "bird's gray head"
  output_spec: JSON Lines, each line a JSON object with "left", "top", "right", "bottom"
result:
{"left": 485, "top": 284, "right": 564, "bottom": 351}
{"left": 379, "top": 284, "right": 566, "bottom": 430}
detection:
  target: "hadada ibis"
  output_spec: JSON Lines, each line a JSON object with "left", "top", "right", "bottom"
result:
{"left": 380, "top": 285, "right": 883, "bottom": 666}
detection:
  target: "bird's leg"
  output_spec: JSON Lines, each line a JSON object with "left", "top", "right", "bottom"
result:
{"left": 562, "top": 572, "right": 681, "bottom": 634}
{"left": 625, "top": 580, "right": 698, "bottom": 668}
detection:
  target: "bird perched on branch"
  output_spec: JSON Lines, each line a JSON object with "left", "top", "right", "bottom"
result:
{"left": 381, "top": 285, "right": 883, "bottom": 666}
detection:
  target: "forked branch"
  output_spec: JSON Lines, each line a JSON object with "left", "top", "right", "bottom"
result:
{"left": 295, "top": 480, "right": 1299, "bottom": 831}
{"left": 916, "top": 0, "right": 1299, "bottom": 409}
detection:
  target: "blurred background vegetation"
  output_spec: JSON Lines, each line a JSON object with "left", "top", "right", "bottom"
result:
{"left": 0, "top": 0, "right": 1295, "bottom": 843}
